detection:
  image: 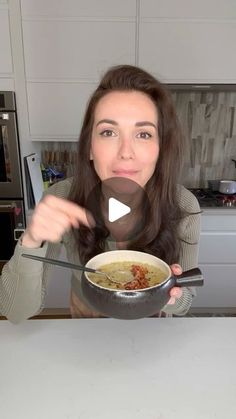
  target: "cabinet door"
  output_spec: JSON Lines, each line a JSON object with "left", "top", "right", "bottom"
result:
{"left": 27, "top": 82, "right": 97, "bottom": 140}
{"left": 201, "top": 213, "right": 236, "bottom": 232}
{"left": 199, "top": 233, "right": 236, "bottom": 264}
{"left": 44, "top": 247, "right": 70, "bottom": 308}
{"left": 194, "top": 225, "right": 236, "bottom": 308}
{"left": 192, "top": 265, "right": 236, "bottom": 308}
{"left": 21, "top": 0, "right": 136, "bottom": 19}
{"left": 20, "top": 0, "right": 136, "bottom": 141}
{"left": 22, "top": 20, "right": 136, "bottom": 80}
{"left": 139, "top": 0, "right": 236, "bottom": 83}
{"left": 0, "top": 6, "right": 13, "bottom": 75}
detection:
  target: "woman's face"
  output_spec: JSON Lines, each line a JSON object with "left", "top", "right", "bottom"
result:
{"left": 90, "top": 91, "right": 160, "bottom": 188}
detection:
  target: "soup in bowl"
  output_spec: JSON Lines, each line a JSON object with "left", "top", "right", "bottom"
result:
{"left": 81, "top": 250, "right": 204, "bottom": 320}
{"left": 87, "top": 260, "right": 167, "bottom": 290}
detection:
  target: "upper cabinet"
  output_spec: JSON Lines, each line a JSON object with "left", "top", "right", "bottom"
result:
{"left": 20, "top": 0, "right": 136, "bottom": 141}
{"left": 21, "top": 0, "right": 136, "bottom": 80}
{"left": 138, "top": 0, "right": 236, "bottom": 83}
{"left": 0, "top": 1, "right": 14, "bottom": 89}
{"left": 7, "top": 0, "right": 236, "bottom": 142}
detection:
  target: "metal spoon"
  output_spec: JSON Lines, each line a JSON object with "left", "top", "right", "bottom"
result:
{"left": 21, "top": 254, "right": 134, "bottom": 285}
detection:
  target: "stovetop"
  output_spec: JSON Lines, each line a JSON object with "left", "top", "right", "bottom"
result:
{"left": 189, "top": 188, "right": 236, "bottom": 208}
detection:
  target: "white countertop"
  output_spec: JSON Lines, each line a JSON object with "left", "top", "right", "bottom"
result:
{"left": 1, "top": 318, "right": 236, "bottom": 419}
{"left": 26, "top": 207, "right": 236, "bottom": 219}
{"left": 201, "top": 207, "right": 236, "bottom": 215}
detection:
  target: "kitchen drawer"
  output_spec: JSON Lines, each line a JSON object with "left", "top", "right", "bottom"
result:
{"left": 201, "top": 213, "right": 236, "bottom": 231}
{"left": 199, "top": 233, "right": 236, "bottom": 264}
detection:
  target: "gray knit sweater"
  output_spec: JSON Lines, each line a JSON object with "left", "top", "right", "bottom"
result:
{"left": 0, "top": 178, "right": 201, "bottom": 323}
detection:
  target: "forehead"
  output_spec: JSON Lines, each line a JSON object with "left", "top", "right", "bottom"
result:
{"left": 94, "top": 90, "right": 158, "bottom": 121}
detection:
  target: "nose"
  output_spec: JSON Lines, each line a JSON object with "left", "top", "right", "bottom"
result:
{"left": 117, "top": 137, "right": 135, "bottom": 160}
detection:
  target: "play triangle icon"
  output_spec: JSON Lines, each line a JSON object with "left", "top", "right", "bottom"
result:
{"left": 108, "top": 197, "right": 131, "bottom": 222}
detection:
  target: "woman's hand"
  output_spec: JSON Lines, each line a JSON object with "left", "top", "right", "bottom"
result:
{"left": 22, "top": 195, "right": 95, "bottom": 248}
{"left": 167, "top": 264, "right": 183, "bottom": 305}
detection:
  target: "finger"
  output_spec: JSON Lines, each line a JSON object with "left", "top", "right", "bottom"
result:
{"left": 35, "top": 203, "right": 76, "bottom": 229}
{"left": 42, "top": 195, "right": 95, "bottom": 228}
{"left": 170, "top": 264, "right": 182, "bottom": 275}
{"left": 169, "top": 287, "right": 183, "bottom": 299}
{"left": 36, "top": 202, "right": 80, "bottom": 229}
{"left": 32, "top": 225, "right": 63, "bottom": 243}
{"left": 29, "top": 220, "right": 61, "bottom": 243}
{"left": 33, "top": 211, "right": 72, "bottom": 235}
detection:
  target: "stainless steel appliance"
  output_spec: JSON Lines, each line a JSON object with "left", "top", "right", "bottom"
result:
{"left": 219, "top": 180, "right": 236, "bottom": 195}
{"left": 0, "top": 91, "right": 25, "bottom": 272}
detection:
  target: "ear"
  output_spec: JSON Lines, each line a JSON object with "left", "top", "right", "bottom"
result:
{"left": 90, "top": 149, "right": 93, "bottom": 160}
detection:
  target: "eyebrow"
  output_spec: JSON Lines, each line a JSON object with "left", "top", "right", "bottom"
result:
{"left": 135, "top": 121, "right": 157, "bottom": 129}
{"left": 96, "top": 119, "right": 118, "bottom": 127}
{"left": 96, "top": 119, "right": 157, "bottom": 129}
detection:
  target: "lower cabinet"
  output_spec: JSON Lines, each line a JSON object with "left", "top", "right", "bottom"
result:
{"left": 44, "top": 247, "right": 70, "bottom": 309}
{"left": 192, "top": 265, "right": 236, "bottom": 308}
{"left": 192, "top": 212, "right": 236, "bottom": 310}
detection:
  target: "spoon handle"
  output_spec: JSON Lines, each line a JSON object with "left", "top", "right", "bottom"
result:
{"left": 21, "top": 254, "right": 97, "bottom": 274}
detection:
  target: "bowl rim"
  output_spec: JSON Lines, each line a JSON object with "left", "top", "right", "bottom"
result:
{"left": 84, "top": 250, "right": 171, "bottom": 292}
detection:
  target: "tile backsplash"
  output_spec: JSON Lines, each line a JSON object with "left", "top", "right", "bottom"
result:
{"left": 172, "top": 91, "right": 236, "bottom": 188}
{"left": 40, "top": 90, "right": 236, "bottom": 189}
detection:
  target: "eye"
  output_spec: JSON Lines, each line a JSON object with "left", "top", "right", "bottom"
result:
{"left": 136, "top": 131, "right": 152, "bottom": 140}
{"left": 99, "top": 129, "right": 117, "bottom": 137}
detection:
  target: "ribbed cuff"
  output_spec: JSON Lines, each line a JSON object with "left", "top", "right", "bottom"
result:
{"left": 162, "top": 287, "right": 194, "bottom": 316}
{"left": 9, "top": 240, "right": 49, "bottom": 273}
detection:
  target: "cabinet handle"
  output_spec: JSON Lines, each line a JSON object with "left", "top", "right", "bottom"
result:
{"left": 0, "top": 113, "right": 9, "bottom": 120}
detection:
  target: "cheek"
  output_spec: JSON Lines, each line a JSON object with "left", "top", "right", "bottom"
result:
{"left": 90, "top": 143, "right": 115, "bottom": 179}
{"left": 141, "top": 144, "right": 159, "bottom": 166}
{"left": 90, "top": 142, "right": 103, "bottom": 161}
{"left": 91, "top": 141, "right": 116, "bottom": 162}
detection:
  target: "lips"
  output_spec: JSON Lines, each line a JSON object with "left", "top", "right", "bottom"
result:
{"left": 112, "top": 170, "right": 139, "bottom": 175}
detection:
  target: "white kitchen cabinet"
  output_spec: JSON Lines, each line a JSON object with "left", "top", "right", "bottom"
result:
{"left": 139, "top": 0, "right": 236, "bottom": 83}
{"left": 20, "top": 0, "right": 136, "bottom": 18}
{"left": 192, "top": 211, "right": 236, "bottom": 309}
{"left": 199, "top": 233, "right": 236, "bottom": 264}
{"left": 0, "top": 2, "right": 14, "bottom": 87}
{"left": 44, "top": 247, "right": 71, "bottom": 309}
{"left": 139, "top": 0, "right": 236, "bottom": 20}
{"left": 12, "top": 0, "right": 236, "bottom": 142}
{"left": 23, "top": 18, "right": 135, "bottom": 140}
{"left": 22, "top": 20, "right": 136, "bottom": 81}
{"left": 139, "top": 21, "right": 236, "bottom": 83}
{"left": 192, "top": 265, "right": 236, "bottom": 308}
{"left": 20, "top": 0, "right": 136, "bottom": 142}
{"left": 0, "top": 78, "right": 14, "bottom": 90}
{"left": 26, "top": 82, "right": 97, "bottom": 140}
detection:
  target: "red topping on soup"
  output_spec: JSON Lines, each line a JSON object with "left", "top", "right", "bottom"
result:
{"left": 124, "top": 264, "right": 149, "bottom": 290}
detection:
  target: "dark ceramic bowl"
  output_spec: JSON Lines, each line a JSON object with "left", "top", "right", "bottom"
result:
{"left": 81, "top": 250, "right": 204, "bottom": 320}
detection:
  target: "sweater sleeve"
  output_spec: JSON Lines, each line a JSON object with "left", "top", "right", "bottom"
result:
{"left": 0, "top": 240, "right": 62, "bottom": 323}
{"left": 0, "top": 178, "right": 72, "bottom": 323}
{"left": 162, "top": 188, "right": 201, "bottom": 316}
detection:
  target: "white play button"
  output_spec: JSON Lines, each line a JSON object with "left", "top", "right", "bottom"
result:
{"left": 85, "top": 177, "right": 150, "bottom": 242}
{"left": 108, "top": 197, "right": 131, "bottom": 222}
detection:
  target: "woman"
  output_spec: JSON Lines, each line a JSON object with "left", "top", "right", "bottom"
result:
{"left": 0, "top": 65, "right": 201, "bottom": 323}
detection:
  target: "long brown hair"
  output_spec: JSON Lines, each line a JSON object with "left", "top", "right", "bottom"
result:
{"left": 69, "top": 65, "right": 187, "bottom": 265}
